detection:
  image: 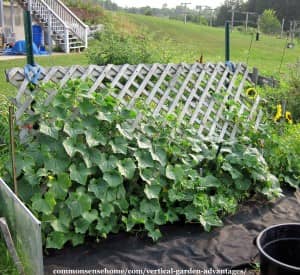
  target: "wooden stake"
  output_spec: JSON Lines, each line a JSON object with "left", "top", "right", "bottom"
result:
{"left": 0, "top": 218, "right": 25, "bottom": 275}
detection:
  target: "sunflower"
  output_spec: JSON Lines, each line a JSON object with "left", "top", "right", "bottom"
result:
{"left": 285, "top": 111, "right": 293, "bottom": 124}
{"left": 274, "top": 104, "right": 282, "bottom": 122}
{"left": 246, "top": 87, "right": 257, "bottom": 99}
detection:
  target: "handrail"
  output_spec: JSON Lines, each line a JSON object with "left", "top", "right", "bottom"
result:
{"left": 17, "top": 0, "right": 88, "bottom": 52}
{"left": 28, "top": 0, "right": 68, "bottom": 28}
{"left": 52, "top": 0, "right": 88, "bottom": 29}
{"left": 44, "top": 0, "right": 88, "bottom": 43}
{"left": 28, "top": 0, "right": 70, "bottom": 52}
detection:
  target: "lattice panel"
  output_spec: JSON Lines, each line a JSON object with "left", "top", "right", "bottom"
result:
{"left": 6, "top": 62, "right": 263, "bottom": 140}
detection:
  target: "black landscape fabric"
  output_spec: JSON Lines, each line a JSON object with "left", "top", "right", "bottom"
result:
{"left": 44, "top": 190, "right": 300, "bottom": 274}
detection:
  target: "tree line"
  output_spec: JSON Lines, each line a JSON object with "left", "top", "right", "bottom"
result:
{"left": 83, "top": 0, "right": 299, "bottom": 31}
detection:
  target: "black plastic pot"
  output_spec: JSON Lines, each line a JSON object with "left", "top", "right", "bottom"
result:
{"left": 257, "top": 223, "right": 300, "bottom": 275}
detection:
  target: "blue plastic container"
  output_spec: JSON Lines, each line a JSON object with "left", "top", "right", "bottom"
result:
{"left": 32, "top": 25, "right": 43, "bottom": 48}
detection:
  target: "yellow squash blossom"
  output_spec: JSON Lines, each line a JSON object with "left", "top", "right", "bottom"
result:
{"left": 285, "top": 111, "right": 293, "bottom": 124}
{"left": 274, "top": 104, "right": 282, "bottom": 122}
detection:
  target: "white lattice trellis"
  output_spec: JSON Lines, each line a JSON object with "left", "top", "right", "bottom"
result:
{"left": 6, "top": 62, "right": 263, "bottom": 140}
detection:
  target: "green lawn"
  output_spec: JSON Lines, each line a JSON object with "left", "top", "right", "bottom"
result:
{"left": 127, "top": 14, "right": 299, "bottom": 76}
{"left": 0, "top": 53, "right": 88, "bottom": 98}
{"left": 0, "top": 13, "right": 299, "bottom": 99}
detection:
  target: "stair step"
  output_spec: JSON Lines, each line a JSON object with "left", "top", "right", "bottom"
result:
{"left": 22, "top": 0, "right": 88, "bottom": 53}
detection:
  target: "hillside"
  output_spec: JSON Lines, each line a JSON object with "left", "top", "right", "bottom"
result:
{"left": 126, "top": 13, "right": 299, "bottom": 76}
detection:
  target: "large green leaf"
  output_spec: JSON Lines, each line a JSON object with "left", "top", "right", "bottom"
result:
{"left": 201, "top": 175, "right": 221, "bottom": 188}
{"left": 222, "top": 162, "right": 243, "bottom": 180}
{"left": 88, "top": 178, "right": 109, "bottom": 200}
{"left": 165, "top": 164, "right": 185, "bottom": 182}
{"left": 95, "top": 153, "right": 118, "bottom": 172}
{"left": 48, "top": 173, "right": 72, "bottom": 200}
{"left": 85, "top": 130, "right": 107, "bottom": 147}
{"left": 116, "top": 123, "right": 135, "bottom": 140}
{"left": 136, "top": 134, "right": 152, "bottom": 149}
{"left": 79, "top": 98, "right": 97, "bottom": 115}
{"left": 44, "top": 154, "right": 70, "bottom": 174}
{"left": 150, "top": 145, "right": 167, "bottom": 166}
{"left": 76, "top": 144, "right": 93, "bottom": 168}
{"left": 109, "top": 137, "right": 128, "bottom": 155}
{"left": 234, "top": 178, "right": 251, "bottom": 191}
{"left": 46, "top": 231, "right": 70, "bottom": 249}
{"left": 31, "top": 193, "right": 56, "bottom": 216}
{"left": 200, "top": 210, "right": 223, "bottom": 232}
{"left": 96, "top": 110, "right": 114, "bottom": 123}
{"left": 144, "top": 184, "right": 161, "bottom": 199}
{"left": 50, "top": 219, "right": 69, "bottom": 233}
{"left": 69, "top": 163, "right": 91, "bottom": 185}
{"left": 134, "top": 150, "right": 155, "bottom": 169}
{"left": 66, "top": 192, "right": 92, "bottom": 219}
{"left": 40, "top": 122, "right": 58, "bottom": 140}
{"left": 117, "top": 158, "right": 136, "bottom": 180}
{"left": 73, "top": 218, "right": 90, "bottom": 234}
{"left": 63, "top": 121, "right": 85, "bottom": 137}
{"left": 103, "top": 171, "right": 123, "bottom": 187}
{"left": 100, "top": 203, "right": 114, "bottom": 218}
{"left": 63, "top": 138, "right": 77, "bottom": 157}
{"left": 140, "top": 199, "right": 160, "bottom": 216}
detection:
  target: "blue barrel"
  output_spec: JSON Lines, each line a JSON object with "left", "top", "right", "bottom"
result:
{"left": 32, "top": 25, "right": 43, "bottom": 48}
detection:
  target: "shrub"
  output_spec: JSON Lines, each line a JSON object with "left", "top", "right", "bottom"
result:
{"left": 10, "top": 80, "right": 282, "bottom": 250}
{"left": 259, "top": 9, "right": 281, "bottom": 34}
{"left": 263, "top": 124, "right": 300, "bottom": 188}
{"left": 87, "top": 27, "right": 171, "bottom": 65}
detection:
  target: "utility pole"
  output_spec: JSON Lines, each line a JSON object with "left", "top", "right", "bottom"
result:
{"left": 280, "top": 18, "right": 285, "bottom": 38}
{"left": 230, "top": 5, "right": 235, "bottom": 29}
{"left": 241, "top": 11, "right": 257, "bottom": 32}
{"left": 196, "top": 5, "right": 214, "bottom": 26}
{"left": 207, "top": 8, "right": 216, "bottom": 27}
{"left": 181, "top": 2, "right": 191, "bottom": 24}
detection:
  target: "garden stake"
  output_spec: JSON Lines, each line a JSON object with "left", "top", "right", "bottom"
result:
{"left": 9, "top": 106, "right": 18, "bottom": 196}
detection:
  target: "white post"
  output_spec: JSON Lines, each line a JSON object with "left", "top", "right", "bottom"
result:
{"left": 48, "top": 13, "right": 52, "bottom": 53}
{"left": 64, "top": 27, "right": 69, "bottom": 53}
{"left": 245, "top": 12, "right": 249, "bottom": 32}
{"left": 10, "top": 0, "right": 14, "bottom": 32}
{"left": 0, "top": 0, "right": 4, "bottom": 27}
{"left": 280, "top": 18, "right": 285, "bottom": 38}
{"left": 85, "top": 25, "right": 88, "bottom": 49}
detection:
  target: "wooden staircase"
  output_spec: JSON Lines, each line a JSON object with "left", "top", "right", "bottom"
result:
{"left": 17, "top": 0, "right": 89, "bottom": 53}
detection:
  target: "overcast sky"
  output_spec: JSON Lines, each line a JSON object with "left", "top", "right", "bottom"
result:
{"left": 113, "top": 0, "right": 225, "bottom": 9}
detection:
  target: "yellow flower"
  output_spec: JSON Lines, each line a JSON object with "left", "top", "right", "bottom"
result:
{"left": 48, "top": 175, "right": 55, "bottom": 181}
{"left": 274, "top": 104, "right": 282, "bottom": 122}
{"left": 246, "top": 87, "right": 257, "bottom": 99}
{"left": 285, "top": 111, "right": 293, "bottom": 124}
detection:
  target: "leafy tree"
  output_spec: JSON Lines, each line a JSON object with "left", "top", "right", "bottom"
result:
{"left": 259, "top": 9, "right": 281, "bottom": 34}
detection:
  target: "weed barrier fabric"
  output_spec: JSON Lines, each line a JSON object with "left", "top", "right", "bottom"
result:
{"left": 44, "top": 190, "right": 300, "bottom": 274}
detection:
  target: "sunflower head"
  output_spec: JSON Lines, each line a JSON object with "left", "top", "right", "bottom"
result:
{"left": 246, "top": 88, "right": 257, "bottom": 99}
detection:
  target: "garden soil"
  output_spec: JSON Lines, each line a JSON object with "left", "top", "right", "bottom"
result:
{"left": 44, "top": 189, "right": 300, "bottom": 274}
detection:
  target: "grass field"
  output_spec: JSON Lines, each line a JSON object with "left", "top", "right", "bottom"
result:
{"left": 0, "top": 53, "right": 88, "bottom": 98}
{"left": 1, "top": 13, "right": 299, "bottom": 98}
{"left": 127, "top": 13, "right": 299, "bottom": 76}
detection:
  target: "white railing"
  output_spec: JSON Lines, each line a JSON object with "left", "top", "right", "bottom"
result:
{"left": 44, "top": 0, "right": 88, "bottom": 47}
{"left": 26, "top": 0, "right": 70, "bottom": 52}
